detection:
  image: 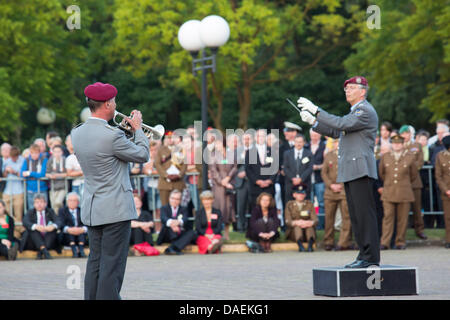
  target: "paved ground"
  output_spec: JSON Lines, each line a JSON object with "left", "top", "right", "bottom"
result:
{"left": 1, "top": 246, "right": 449, "bottom": 300}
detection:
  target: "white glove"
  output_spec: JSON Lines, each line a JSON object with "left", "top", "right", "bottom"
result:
{"left": 300, "top": 111, "right": 316, "bottom": 125}
{"left": 297, "top": 97, "right": 318, "bottom": 115}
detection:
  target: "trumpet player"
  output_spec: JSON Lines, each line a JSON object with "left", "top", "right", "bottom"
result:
{"left": 72, "top": 82, "right": 150, "bottom": 300}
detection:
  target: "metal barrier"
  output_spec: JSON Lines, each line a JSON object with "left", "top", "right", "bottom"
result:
{"left": 0, "top": 165, "right": 443, "bottom": 225}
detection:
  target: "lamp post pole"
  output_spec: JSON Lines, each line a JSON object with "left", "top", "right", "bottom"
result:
{"left": 200, "top": 50, "right": 209, "bottom": 191}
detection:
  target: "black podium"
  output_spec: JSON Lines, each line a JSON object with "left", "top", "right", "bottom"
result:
{"left": 313, "top": 265, "right": 419, "bottom": 297}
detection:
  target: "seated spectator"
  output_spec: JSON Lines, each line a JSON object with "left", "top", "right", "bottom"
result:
{"left": 58, "top": 192, "right": 87, "bottom": 258}
{"left": 2, "top": 146, "right": 25, "bottom": 238}
{"left": 284, "top": 184, "right": 318, "bottom": 252}
{"left": 0, "top": 200, "right": 19, "bottom": 260}
{"left": 156, "top": 189, "right": 196, "bottom": 255}
{"left": 21, "top": 193, "right": 60, "bottom": 259}
{"left": 46, "top": 145, "right": 67, "bottom": 214}
{"left": 195, "top": 190, "right": 223, "bottom": 254}
{"left": 246, "top": 192, "right": 279, "bottom": 253}
{"left": 20, "top": 144, "right": 48, "bottom": 210}
{"left": 130, "top": 194, "right": 155, "bottom": 253}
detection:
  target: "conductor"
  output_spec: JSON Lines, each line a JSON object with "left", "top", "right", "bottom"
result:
{"left": 297, "top": 76, "right": 380, "bottom": 268}
{"left": 72, "top": 82, "right": 150, "bottom": 299}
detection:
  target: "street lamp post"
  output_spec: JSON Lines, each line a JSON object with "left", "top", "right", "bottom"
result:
{"left": 178, "top": 15, "right": 230, "bottom": 191}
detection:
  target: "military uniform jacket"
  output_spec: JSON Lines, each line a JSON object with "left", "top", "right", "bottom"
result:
{"left": 435, "top": 150, "right": 450, "bottom": 197}
{"left": 404, "top": 141, "right": 424, "bottom": 189}
{"left": 284, "top": 200, "right": 317, "bottom": 239}
{"left": 154, "top": 145, "right": 187, "bottom": 191}
{"left": 71, "top": 118, "right": 150, "bottom": 226}
{"left": 313, "top": 99, "right": 378, "bottom": 183}
{"left": 378, "top": 151, "right": 417, "bottom": 203}
{"left": 321, "top": 150, "right": 346, "bottom": 200}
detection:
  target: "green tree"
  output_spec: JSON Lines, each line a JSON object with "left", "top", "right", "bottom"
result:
{"left": 112, "top": 0, "right": 361, "bottom": 130}
{"left": 345, "top": 0, "right": 449, "bottom": 129}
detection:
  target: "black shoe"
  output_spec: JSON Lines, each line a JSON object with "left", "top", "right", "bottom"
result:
{"left": 445, "top": 243, "right": 450, "bottom": 249}
{"left": 174, "top": 247, "right": 184, "bottom": 255}
{"left": 416, "top": 232, "right": 427, "bottom": 240}
{"left": 347, "top": 260, "right": 379, "bottom": 269}
{"left": 71, "top": 245, "right": 78, "bottom": 258}
{"left": 380, "top": 245, "right": 389, "bottom": 250}
{"left": 36, "top": 250, "right": 43, "bottom": 260}
{"left": 297, "top": 240, "right": 305, "bottom": 252}
{"left": 42, "top": 248, "right": 53, "bottom": 259}
{"left": 164, "top": 247, "right": 177, "bottom": 255}
{"left": 344, "top": 260, "right": 360, "bottom": 268}
{"left": 324, "top": 245, "right": 334, "bottom": 251}
{"left": 307, "top": 239, "right": 314, "bottom": 252}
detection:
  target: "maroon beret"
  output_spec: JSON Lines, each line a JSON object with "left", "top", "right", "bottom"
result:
{"left": 343, "top": 76, "right": 368, "bottom": 88}
{"left": 84, "top": 82, "right": 117, "bottom": 101}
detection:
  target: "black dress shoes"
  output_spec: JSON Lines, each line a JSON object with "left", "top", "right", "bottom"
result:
{"left": 164, "top": 247, "right": 177, "bottom": 255}
{"left": 346, "top": 260, "right": 379, "bottom": 269}
{"left": 36, "top": 250, "right": 43, "bottom": 260}
{"left": 307, "top": 239, "right": 314, "bottom": 252}
{"left": 42, "top": 248, "right": 53, "bottom": 259}
{"left": 445, "top": 243, "right": 450, "bottom": 249}
{"left": 344, "top": 260, "right": 360, "bottom": 268}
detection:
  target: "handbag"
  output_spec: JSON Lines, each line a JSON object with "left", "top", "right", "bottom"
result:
{"left": 133, "top": 242, "right": 160, "bottom": 256}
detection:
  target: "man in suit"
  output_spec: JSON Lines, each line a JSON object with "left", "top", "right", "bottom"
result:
{"left": 156, "top": 189, "right": 196, "bottom": 255}
{"left": 72, "top": 82, "right": 149, "bottom": 300}
{"left": 235, "top": 133, "right": 253, "bottom": 232}
{"left": 245, "top": 129, "right": 279, "bottom": 211}
{"left": 283, "top": 134, "right": 313, "bottom": 204}
{"left": 22, "top": 193, "right": 60, "bottom": 259}
{"left": 58, "top": 192, "right": 87, "bottom": 258}
{"left": 298, "top": 76, "right": 380, "bottom": 268}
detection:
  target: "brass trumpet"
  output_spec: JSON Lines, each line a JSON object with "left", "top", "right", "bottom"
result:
{"left": 113, "top": 110, "right": 165, "bottom": 140}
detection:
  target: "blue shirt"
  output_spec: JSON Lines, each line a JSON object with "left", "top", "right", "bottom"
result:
{"left": 20, "top": 154, "right": 48, "bottom": 192}
{"left": 2, "top": 156, "right": 25, "bottom": 195}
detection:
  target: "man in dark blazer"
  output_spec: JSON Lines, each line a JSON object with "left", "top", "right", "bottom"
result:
{"left": 235, "top": 133, "right": 253, "bottom": 232}
{"left": 298, "top": 76, "right": 380, "bottom": 269}
{"left": 156, "top": 189, "right": 196, "bottom": 255}
{"left": 22, "top": 193, "right": 60, "bottom": 259}
{"left": 245, "top": 129, "right": 279, "bottom": 211}
{"left": 58, "top": 192, "right": 87, "bottom": 258}
{"left": 283, "top": 134, "right": 314, "bottom": 204}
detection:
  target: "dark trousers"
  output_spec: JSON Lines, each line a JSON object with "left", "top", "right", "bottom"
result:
{"left": 63, "top": 233, "right": 86, "bottom": 245}
{"left": 84, "top": 220, "right": 131, "bottom": 300}
{"left": 249, "top": 218, "right": 277, "bottom": 242}
{"left": 130, "top": 227, "right": 154, "bottom": 246}
{"left": 156, "top": 227, "right": 196, "bottom": 251}
{"left": 236, "top": 179, "right": 251, "bottom": 232}
{"left": 344, "top": 176, "right": 380, "bottom": 263}
{"left": 29, "top": 230, "right": 57, "bottom": 250}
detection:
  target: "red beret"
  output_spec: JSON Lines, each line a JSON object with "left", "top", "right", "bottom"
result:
{"left": 343, "top": 76, "right": 368, "bottom": 88}
{"left": 84, "top": 82, "right": 118, "bottom": 101}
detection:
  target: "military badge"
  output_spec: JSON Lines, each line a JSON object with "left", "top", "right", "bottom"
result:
{"left": 354, "top": 108, "right": 363, "bottom": 116}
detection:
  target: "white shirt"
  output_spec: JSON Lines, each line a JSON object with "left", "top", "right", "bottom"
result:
{"left": 66, "top": 154, "right": 84, "bottom": 186}
{"left": 166, "top": 206, "right": 184, "bottom": 227}
{"left": 256, "top": 144, "right": 266, "bottom": 164}
{"left": 294, "top": 148, "right": 304, "bottom": 160}
{"left": 31, "top": 210, "right": 58, "bottom": 231}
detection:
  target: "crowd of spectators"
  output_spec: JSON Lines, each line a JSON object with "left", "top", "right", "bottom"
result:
{"left": 0, "top": 118, "right": 449, "bottom": 260}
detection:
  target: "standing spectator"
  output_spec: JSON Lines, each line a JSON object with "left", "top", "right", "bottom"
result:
{"left": 183, "top": 135, "right": 202, "bottom": 214}
{"left": 400, "top": 125, "right": 427, "bottom": 239}
{"left": 0, "top": 143, "right": 11, "bottom": 199}
{"left": 245, "top": 129, "right": 278, "bottom": 210}
{"left": 306, "top": 129, "right": 326, "bottom": 229}
{"left": 283, "top": 134, "right": 313, "bottom": 203}
{"left": 21, "top": 194, "right": 60, "bottom": 259}
{"left": 209, "top": 138, "right": 237, "bottom": 241}
{"left": 430, "top": 123, "right": 449, "bottom": 165}
{"left": 20, "top": 144, "right": 48, "bottom": 210}
{"left": 45, "top": 131, "right": 59, "bottom": 152}
{"left": 379, "top": 134, "right": 418, "bottom": 250}
{"left": 235, "top": 133, "right": 253, "bottom": 232}
{"left": 0, "top": 200, "right": 18, "bottom": 260}
{"left": 246, "top": 192, "right": 280, "bottom": 253}
{"left": 195, "top": 190, "right": 223, "bottom": 254}
{"left": 2, "top": 146, "right": 25, "bottom": 238}
{"left": 58, "top": 192, "right": 87, "bottom": 258}
{"left": 155, "top": 133, "right": 187, "bottom": 206}
{"left": 46, "top": 145, "right": 67, "bottom": 214}
{"left": 284, "top": 184, "right": 318, "bottom": 252}
{"left": 130, "top": 194, "right": 155, "bottom": 250}
{"left": 156, "top": 190, "right": 196, "bottom": 255}
{"left": 65, "top": 139, "right": 84, "bottom": 198}
{"left": 33, "top": 138, "right": 48, "bottom": 159}
{"left": 321, "top": 138, "right": 353, "bottom": 251}
{"left": 435, "top": 135, "right": 450, "bottom": 248}
{"left": 416, "top": 130, "right": 433, "bottom": 216}
{"left": 427, "top": 119, "right": 449, "bottom": 147}
{"left": 379, "top": 121, "right": 392, "bottom": 148}
{"left": 143, "top": 141, "right": 162, "bottom": 232}
{"left": 279, "top": 122, "right": 302, "bottom": 218}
